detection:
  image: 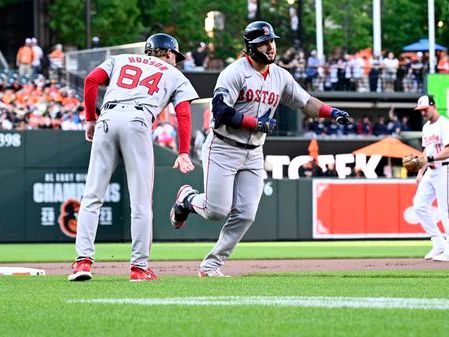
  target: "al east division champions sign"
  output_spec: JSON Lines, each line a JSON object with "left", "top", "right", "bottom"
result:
{"left": 32, "top": 172, "right": 122, "bottom": 238}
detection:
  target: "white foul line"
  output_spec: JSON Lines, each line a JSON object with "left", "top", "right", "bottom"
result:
{"left": 67, "top": 296, "right": 449, "bottom": 310}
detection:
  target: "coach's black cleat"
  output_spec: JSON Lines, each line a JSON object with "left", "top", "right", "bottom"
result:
{"left": 170, "top": 185, "right": 197, "bottom": 229}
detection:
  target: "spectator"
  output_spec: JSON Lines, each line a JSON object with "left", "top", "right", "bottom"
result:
{"left": 31, "top": 38, "right": 44, "bottom": 75}
{"left": 191, "top": 42, "right": 208, "bottom": 71}
{"left": 372, "top": 115, "right": 388, "bottom": 136}
{"left": 351, "top": 167, "right": 365, "bottom": 178}
{"left": 323, "top": 163, "right": 338, "bottom": 177}
{"left": 342, "top": 54, "right": 353, "bottom": 91}
{"left": 328, "top": 59, "right": 339, "bottom": 90}
{"left": 203, "top": 43, "right": 224, "bottom": 71}
{"left": 92, "top": 36, "right": 100, "bottom": 49}
{"left": 342, "top": 117, "right": 357, "bottom": 136}
{"left": 382, "top": 52, "right": 399, "bottom": 92}
{"left": 183, "top": 52, "right": 196, "bottom": 71}
{"left": 369, "top": 55, "right": 381, "bottom": 92}
{"left": 357, "top": 115, "right": 373, "bottom": 135}
{"left": 291, "top": 51, "right": 306, "bottom": 86}
{"left": 387, "top": 114, "right": 402, "bottom": 136}
{"left": 312, "top": 118, "right": 327, "bottom": 135}
{"left": 48, "top": 44, "right": 65, "bottom": 82}
{"left": 326, "top": 118, "right": 339, "bottom": 136}
{"left": 437, "top": 53, "right": 449, "bottom": 74}
{"left": 395, "top": 56, "right": 409, "bottom": 92}
{"left": 352, "top": 55, "right": 365, "bottom": 92}
{"left": 400, "top": 116, "right": 411, "bottom": 132}
{"left": 305, "top": 50, "right": 319, "bottom": 91}
{"left": 278, "top": 48, "right": 296, "bottom": 72}
{"left": 362, "top": 55, "right": 371, "bottom": 90}
{"left": 402, "top": 57, "right": 414, "bottom": 92}
{"left": 16, "top": 38, "right": 35, "bottom": 77}
{"left": 411, "top": 52, "right": 425, "bottom": 92}
{"left": 299, "top": 159, "right": 323, "bottom": 178}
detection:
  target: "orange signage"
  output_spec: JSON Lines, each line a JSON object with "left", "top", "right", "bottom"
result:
{"left": 313, "top": 180, "right": 444, "bottom": 238}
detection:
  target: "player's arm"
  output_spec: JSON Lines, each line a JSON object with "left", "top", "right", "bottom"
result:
{"left": 302, "top": 96, "right": 350, "bottom": 125}
{"left": 429, "top": 145, "right": 449, "bottom": 162}
{"left": 212, "top": 93, "right": 275, "bottom": 133}
{"left": 83, "top": 67, "right": 109, "bottom": 141}
{"left": 172, "top": 101, "right": 194, "bottom": 173}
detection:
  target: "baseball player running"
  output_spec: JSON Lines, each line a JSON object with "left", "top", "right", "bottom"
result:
{"left": 169, "top": 21, "right": 350, "bottom": 277}
{"left": 410, "top": 95, "right": 449, "bottom": 261}
{"left": 69, "top": 33, "right": 198, "bottom": 281}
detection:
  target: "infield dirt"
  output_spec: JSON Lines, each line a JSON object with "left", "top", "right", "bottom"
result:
{"left": 2, "top": 258, "right": 448, "bottom": 277}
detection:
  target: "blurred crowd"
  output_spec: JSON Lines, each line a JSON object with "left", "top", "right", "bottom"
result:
{"left": 182, "top": 42, "right": 228, "bottom": 72}
{"left": 0, "top": 71, "right": 84, "bottom": 130}
{"left": 1, "top": 38, "right": 436, "bottom": 147}
{"left": 182, "top": 40, "right": 449, "bottom": 95}
{"left": 302, "top": 114, "right": 410, "bottom": 138}
{"left": 277, "top": 48, "right": 449, "bottom": 93}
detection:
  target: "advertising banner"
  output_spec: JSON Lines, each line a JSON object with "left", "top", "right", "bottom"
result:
{"left": 313, "top": 179, "right": 444, "bottom": 239}
{"left": 427, "top": 74, "right": 449, "bottom": 117}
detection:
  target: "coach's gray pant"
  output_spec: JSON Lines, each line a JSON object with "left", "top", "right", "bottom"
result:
{"left": 75, "top": 106, "right": 154, "bottom": 269}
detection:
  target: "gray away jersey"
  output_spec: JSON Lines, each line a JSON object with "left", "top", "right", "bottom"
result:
{"left": 99, "top": 54, "right": 198, "bottom": 118}
{"left": 214, "top": 57, "right": 310, "bottom": 146}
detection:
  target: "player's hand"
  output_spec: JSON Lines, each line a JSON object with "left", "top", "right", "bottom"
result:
{"left": 255, "top": 108, "right": 276, "bottom": 133}
{"left": 331, "top": 108, "right": 350, "bottom": 125}
{"left": 85, "top": 121, "right": 96, "bottom": 142}
{"left": 173, "top": 153, "right": 195, "bottom": 173}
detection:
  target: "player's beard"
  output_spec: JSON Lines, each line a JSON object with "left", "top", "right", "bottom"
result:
{"left": 252, "top": 50, "right": 275, "bottom": 65}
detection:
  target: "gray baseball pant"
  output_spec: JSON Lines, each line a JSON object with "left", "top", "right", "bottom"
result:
{"left": 75, "top": 105, "right": 154, "bottom": 268}
{"left": 191, "top": 133, "right": 265, "bottom": 271}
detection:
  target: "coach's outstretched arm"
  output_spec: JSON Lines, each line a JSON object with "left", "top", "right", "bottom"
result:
{"left": 172, "top": 101, "right": 195, "bottom": 173}
{"left": 302, "top": 96, "right": 350, "bottom": 125}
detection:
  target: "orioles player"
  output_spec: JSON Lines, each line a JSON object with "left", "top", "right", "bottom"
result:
{"left": 169, "top": 21, "right": 350, "bottom": 277}
{"left": 69, "top": 33, "right": 198, "bottom": 281}
{"left": 412, "top": 95, "right": 449, "bottom": 262}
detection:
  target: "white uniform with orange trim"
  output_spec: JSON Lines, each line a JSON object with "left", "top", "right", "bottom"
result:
{"left": 76, "top": 54, "right": 198, "bottom": 268}
{"left": 413, "top": 115, "right": 449, "bottom": 241}
{"left": 190, "top": 57, "right": 310, "bottom": 272}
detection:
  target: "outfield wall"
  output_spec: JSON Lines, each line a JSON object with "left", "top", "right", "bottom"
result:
{"left": 0, "top": 131, "right": 430, "bottom": 243}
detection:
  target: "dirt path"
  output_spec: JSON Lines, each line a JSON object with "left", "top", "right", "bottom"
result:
{"left": 2, "top": 258, "right": 448, "bottom": 276}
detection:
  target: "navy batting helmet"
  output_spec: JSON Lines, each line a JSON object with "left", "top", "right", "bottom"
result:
{"left": 243, "top": 21, "right": 279, "bottom": 48}
{"left": 243, "top": 21, "right": 279, "bottom": 64}
{"left": 145, "top": 33, "right": 185, "bottom": 63}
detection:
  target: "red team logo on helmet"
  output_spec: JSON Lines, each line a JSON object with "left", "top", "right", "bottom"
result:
{"left": 263, "top": 26, "right": 270, "bottom": 35}
{"left": 58, "top": 198, "right": 81, "bottom": 238}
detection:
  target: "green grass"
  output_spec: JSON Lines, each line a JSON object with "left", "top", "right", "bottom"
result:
{"left": 1, "top": 270, "right": 449, "bottom": 337}
{"left": 0, "top": 241, "right": 432, "bottom": 263}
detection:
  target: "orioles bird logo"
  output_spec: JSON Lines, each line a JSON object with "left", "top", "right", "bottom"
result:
{"left": 58, "top": 198, "right": 80, "bottom": 238}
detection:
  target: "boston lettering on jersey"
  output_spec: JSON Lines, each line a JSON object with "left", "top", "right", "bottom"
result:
{"left": 128, "top": 56, "right": 169, "bottom": 72}
{"left": 237, "top": 88, "right": 280, "bottom": 106}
